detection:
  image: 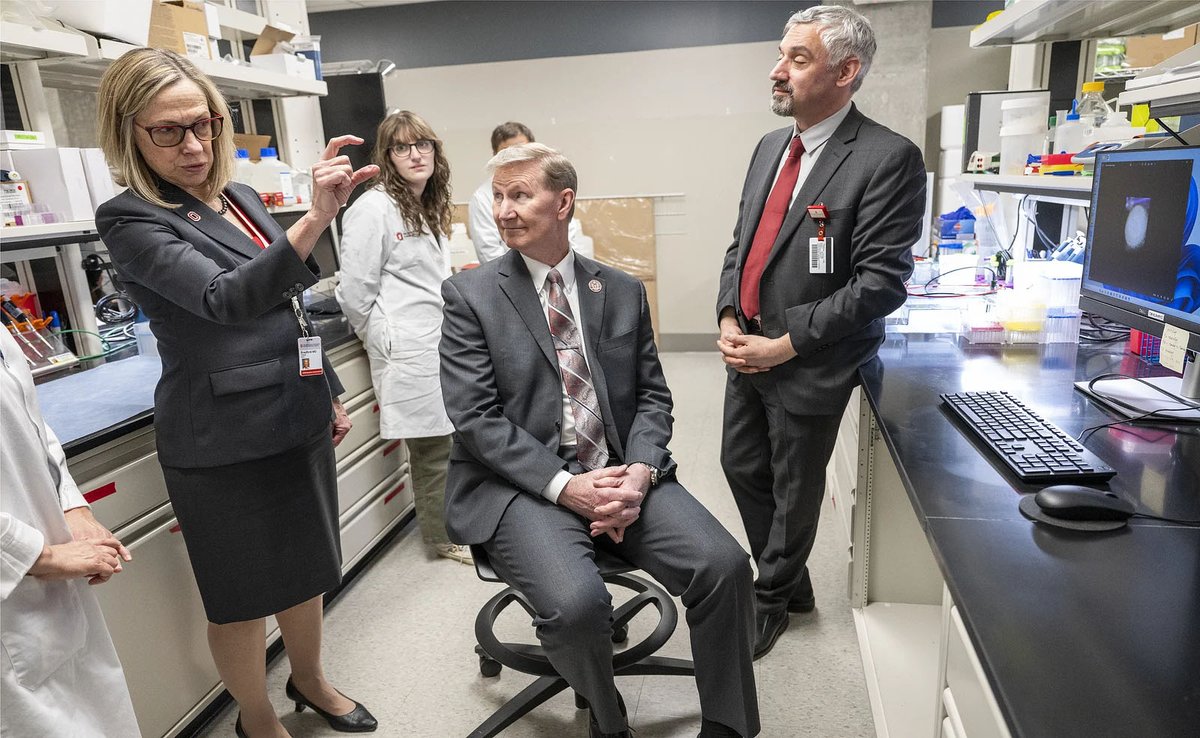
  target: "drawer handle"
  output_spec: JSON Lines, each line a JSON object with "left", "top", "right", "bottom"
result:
{"left": 384, "top": 482, "right": 406, "bottom": 504}
{"left": 84, "top": 482, "right": 118, "bottom": 504}
{"left": 382, "top": 440, "right": 403, "bottom": 457}
{"left": 169, "top": 524, "right": 182, "bottom": 534}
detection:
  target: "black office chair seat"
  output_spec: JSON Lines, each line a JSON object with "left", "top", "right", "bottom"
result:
{"left": 468, "top": 544, "right": 695, "bottom": 738}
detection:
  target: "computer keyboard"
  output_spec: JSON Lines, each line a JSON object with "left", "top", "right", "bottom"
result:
{"left": 940, "top": 391, "right": 1117, "bottom": 484}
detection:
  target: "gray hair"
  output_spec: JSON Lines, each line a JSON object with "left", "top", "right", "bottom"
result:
{"left": 487, "top": 142, "right": 578, "bottom": 218}
{"left": 785, "top": 5, "right": 876, "bottom": 92}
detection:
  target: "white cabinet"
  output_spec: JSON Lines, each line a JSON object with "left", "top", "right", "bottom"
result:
{"left": 69, "top": 426, "right": 167, "bottom": 531}
{"left": 341, "top": 472, "right": 412, "bottom": 573}
{"left": 335, "top": 394, "right": 382, "bottom": 463}
{"left": 936, "top": 588, "right": 1012, "bottom": 738}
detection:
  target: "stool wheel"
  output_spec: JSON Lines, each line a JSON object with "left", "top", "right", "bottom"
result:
{"left": 611, "top": 624, "right": 628, "bottom": 643}
{"left": 479, "top": 654, "right": 502, "bottom": 677}
{"left": 574, "top": 692, "right": 589, "bottom": 710}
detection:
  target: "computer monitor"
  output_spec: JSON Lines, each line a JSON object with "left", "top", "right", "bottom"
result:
{"left": 1077, "top": 145, "right": 1200, "bottom": 418}
{"left": 270, "top": 210, "right": 341, "bottom": 279}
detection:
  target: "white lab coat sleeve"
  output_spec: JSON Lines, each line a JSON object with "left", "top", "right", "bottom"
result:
{"left": 1, "top": 513, "right": 45, "bottom": 600}
{"left": 469, "top": 181, "right": 508, "bottom": 264}
{"left": 46, "top": 423, "right": 86, "bottom": 513}
{"left": 335, "top": 194, "right": 388, "bottom": 340}
{"left": 568, "top": 219, "right": 593, "bottom": 259}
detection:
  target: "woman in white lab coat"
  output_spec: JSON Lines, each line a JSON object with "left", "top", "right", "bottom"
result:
{"left": 0, "top": 328, "right": 140, "bottom": 737}
{"left": 336, "top": 111, "right": 467, "bottom": 563}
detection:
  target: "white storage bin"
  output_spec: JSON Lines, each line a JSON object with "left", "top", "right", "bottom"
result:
{"left": 45, "top": 0, "right": 153, "bottom": 47}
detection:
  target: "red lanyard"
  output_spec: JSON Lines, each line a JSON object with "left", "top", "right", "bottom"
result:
{"left": 225, "top": 195, "right": 268, "bottom": 249}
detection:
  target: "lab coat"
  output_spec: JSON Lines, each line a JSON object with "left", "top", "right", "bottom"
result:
{"left": 0, "top": 329, "right": 140, "bottom": 737}
{"left": 336, "top": 187, "right": 454, "bottom": 439}
{"left": 469, "top": 178, "right": 592, "bottom": 264}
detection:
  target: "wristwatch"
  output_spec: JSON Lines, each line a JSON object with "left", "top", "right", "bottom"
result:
{"left": 635, "top": 462, "right": 661, "bottom": 487}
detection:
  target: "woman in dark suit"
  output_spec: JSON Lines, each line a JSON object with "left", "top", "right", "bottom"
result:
{"left": 95, "top": 49, "right": 379, "bottom": 737}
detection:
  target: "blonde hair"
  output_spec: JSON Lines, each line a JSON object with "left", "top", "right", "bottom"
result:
{"left": 97, "top": 48, "right": 235, "bottom": 209}
{"left": 367, "top": 111, "right": 452, "bottom": 237}
{"left": 487, "top": 143, "right": 578, "bottom": 219}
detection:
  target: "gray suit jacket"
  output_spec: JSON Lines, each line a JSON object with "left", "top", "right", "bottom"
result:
{"left": 717, "top": 104, "right": 923, "bottom": 414}
{"left": 439, "top": 250, "right": 676, "bottom": 544}
{"left": 96, "top": 182, "right": 343, "bottom": 468}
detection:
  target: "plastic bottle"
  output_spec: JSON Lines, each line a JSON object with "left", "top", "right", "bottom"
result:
{"left": 1091, "top": 110, "right": 1144, "bottom": 144}
{"left": 257, "top": 147, "right": 295, "bottom": 205}
{"left": 1054, "top": 101, "right": 1087, "bottom": 155}
{"left": 1077, "top": 81, "right": 1110, "bottom": 127}
{"left": 233, "top": 148, "right": 256, "bottom": 187}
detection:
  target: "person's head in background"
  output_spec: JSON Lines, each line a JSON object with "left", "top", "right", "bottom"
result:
{"left": 770, "top": 4, "right": 876, "bottom": 130}
{"left": 490, "top": 121, "right": 535, "bottom": 155}
{"left": 487, "top": 143, "right": 577, "bottom": 265}
{"left": 370, "top": 110, "right": 453, "bottom": 237}
{"left": 97, "top": 48, "right": 236, "bottom": 209}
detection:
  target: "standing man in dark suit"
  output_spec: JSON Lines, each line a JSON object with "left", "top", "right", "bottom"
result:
{"left": 441, "top": 143, "right": 759, "bottom": 738}
{"left": 717, "top": 5, "right": 925, "bottom": 658}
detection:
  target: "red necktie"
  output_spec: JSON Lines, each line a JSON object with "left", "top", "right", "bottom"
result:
{"left": 546, "top": 269, "right": 608, "bottom": 470}
{"left": 740, "top": 136, "right": 805, "bottom": 321}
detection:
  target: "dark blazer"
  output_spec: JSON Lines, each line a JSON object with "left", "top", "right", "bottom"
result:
{"left": 96, "top": 181, "right": 343, "bottom": 468}
{"left": 439, "top": 250, "right": 676, "bottom": 544}
{"left": 717, "top": 104, "right": 924, "bottom": 414}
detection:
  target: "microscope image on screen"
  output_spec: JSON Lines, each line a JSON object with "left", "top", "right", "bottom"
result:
{"left": 1124, "top": 197, "right": 1150, "bottom": 251}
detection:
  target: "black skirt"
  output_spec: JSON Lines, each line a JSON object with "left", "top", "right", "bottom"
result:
{"left": 161, "top": 429, "right": 342, "bottom": 624}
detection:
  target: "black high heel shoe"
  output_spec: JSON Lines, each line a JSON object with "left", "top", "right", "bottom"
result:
{"left": 285, "top": 676, "right": 378, "bottom": 733}
{"left": 234, "top": 714, "right": 248, "bottom": 738}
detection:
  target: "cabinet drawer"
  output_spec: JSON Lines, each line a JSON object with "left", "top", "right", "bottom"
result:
{"left": 75, "top": 451, "right": 169, "bottom": 533}
{"left": 336, "top": 438, "right": 406, "bottom": 515}
{"left": 332, "top": 353, "right": 372, "bottom": 401}
{"left": 94, "top": 509, "right": 219, "bottom": 738}
{"left": 946, "top": 606, "right": 1012, "bottom": 738}
{"left": 335, "top": 396, "right": 382, "bottom": 463}
{"left": 341, "top": 473, "right": 410, "bottom": 573}
{"left": 942, "top": 716, "right": 959, "bottom": 738}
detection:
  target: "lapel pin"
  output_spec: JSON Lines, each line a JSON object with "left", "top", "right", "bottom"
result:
{"left": 588, "top": 279, "right": 603, "bottom": 293}
{"left": 187, "top": 211, "right": 201, "bottom": 222}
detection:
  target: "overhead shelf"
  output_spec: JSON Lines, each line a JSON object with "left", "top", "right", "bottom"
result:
{"left": 36, "top": 40, "right": 326, "bottom": 99}
{"left": 961, "top": 174, "right": 1094, "bottom": 203}
{"left": 1118, "top": 74, "right": 1200, "bottom": 116}
{"left": 0, "top": 21, "right": 90, "bottom": 63}
{"left": 970, "top": 0, "right": 1200, "bottom": 48}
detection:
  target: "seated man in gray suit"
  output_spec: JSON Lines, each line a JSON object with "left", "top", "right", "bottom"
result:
{"left": 439, "top": 143, "right": 759, "bottom": 738}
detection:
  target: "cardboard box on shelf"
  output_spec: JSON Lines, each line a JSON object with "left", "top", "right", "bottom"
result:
{"left": 233, "top": 134, "right": 272, "bottom": 162}
{"left": 1124, "top": 25, "right": 1198, "bottom": 69}
{"left": 8, "top": 148, "right": 94, "bottom": 222}
{"left": 250, "top": 53, "right": 316, "bottom": 80}
{"left": 250, "top": 23, "right": 296, "bottom": 56}
{"left": 45, "top": 0, "right": 153, "bottom": 47}
{"left": 148, "top": 0, "right": 211, "bottom": 60}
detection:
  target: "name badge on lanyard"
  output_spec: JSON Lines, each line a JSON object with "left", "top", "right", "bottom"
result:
{"left": 292, "top": 298, "right": 323, "bottom": 376}
{"left": 807, "top": 203, "right": 832, "bottom": 274}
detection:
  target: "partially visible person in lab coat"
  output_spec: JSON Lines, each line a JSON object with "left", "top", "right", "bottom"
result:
{"left": 0, "top": 327, "right": 141, "bottom": 737}
{"left": 468, "top": 121, "right": 591, "bottom": 264}
{"left": 336, "top": 111, "right": 468, "bottom": 564}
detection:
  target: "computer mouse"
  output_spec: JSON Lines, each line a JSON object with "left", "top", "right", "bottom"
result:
{"left": 1035, "top": 485, "right": 1135, "bottom": 521}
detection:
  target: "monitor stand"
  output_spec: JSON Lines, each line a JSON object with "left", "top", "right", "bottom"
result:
{"left": 1075, "top": 355, "right": 1200, "bottom": 423}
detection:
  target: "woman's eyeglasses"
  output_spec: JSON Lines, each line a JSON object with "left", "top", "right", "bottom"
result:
{"left": 138, "top": 115, "right": 224, "bottom": 148}
{"left": 390, "top": 139, "right": 435, "bottom": 157}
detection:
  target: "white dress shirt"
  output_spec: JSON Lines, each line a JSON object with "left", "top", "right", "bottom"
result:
{"left": 517, "top": 249, "right": 595, "bottom": 503}
{"left": 772, "top": 101, "right": 853, "bottom": 207}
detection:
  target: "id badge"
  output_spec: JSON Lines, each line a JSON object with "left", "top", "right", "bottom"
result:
{"left": 298, "top": 336, "right": 324, "bottom": 376}
{"left": 809, "top": 237, "right": 833, "bottom": 274}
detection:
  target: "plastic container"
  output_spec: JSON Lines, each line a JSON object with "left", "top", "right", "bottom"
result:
{"left": 233, "top": 148, "right": 256, "bottom": 187}
{"left": 1053, "top": 108, "right": 1088, "bottom": 155}
{"left": 1077, "top": 81, "right": 1109, "bottom": 127}
{"left": 1044, "top": 309, "right": 1082, "bottom": 344}
{"left": 999, "top": 98, "right": 1048, "bottom": 176}
{"left": 256, "top": 147, "right": 295, "bottom": 204}
{"left": 1091, "top": 110, "right": 1144, "bottom": 144}
{"left": 1037, "top": 261, "right": 1083, "bottom": 310}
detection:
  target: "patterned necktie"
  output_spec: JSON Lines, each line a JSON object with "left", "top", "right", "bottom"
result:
{"left": 740, "top": 135, "right": 805, "bottom": 321}
{"left": 546, "top": 268, "right": 608, "bottom": 470}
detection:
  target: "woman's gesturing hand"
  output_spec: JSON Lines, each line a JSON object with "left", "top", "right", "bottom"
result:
{"left": 309, "top": 135, "right": 380, "bottom": 221}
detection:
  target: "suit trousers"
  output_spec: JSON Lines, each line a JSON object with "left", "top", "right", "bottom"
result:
{"left": 721, "top": 371, "right": 844, "bottom": 613}
{"left": 482, "top": 476, "right": 760, "bottom": 737}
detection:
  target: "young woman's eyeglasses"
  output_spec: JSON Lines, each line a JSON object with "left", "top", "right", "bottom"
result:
{"left": 138, "top": 115, "right": 224, "bottom": 148}
{"left": 390, "top": 139, "right": 435, "bottom": 157}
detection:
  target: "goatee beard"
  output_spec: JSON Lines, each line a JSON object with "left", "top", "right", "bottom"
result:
{"left": 770, "top": 92, "right": 794, "bottom": 117}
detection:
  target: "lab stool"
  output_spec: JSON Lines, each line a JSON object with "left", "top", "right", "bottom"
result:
{"left": 467, "top": 544, "right": 694, "bottom": 737}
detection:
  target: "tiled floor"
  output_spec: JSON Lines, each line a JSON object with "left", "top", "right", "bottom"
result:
{"left": 198, "top": 352, "right": 875, "bottom": 738}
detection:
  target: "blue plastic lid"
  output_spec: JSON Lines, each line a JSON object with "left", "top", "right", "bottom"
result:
{"left": 260, "top": 147, "right": 277, "bottom": 157}
{"left": 235, "top": 149, "right": 249, "bottom": 158}
{"left": 1066, "top": 112, "right": 1080, "bottom": 121}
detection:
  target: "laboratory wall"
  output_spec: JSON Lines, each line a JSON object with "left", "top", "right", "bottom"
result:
{"left": 315, "top": 0, "right": 932, "bottom": 345}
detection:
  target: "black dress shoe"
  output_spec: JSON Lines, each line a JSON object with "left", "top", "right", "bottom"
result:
{"left": 698, "top": 717, "right": 743, "bottom": 736}
{"left": 753, "top": 609, "right": 790, "bottom": 660}
{"left": 588, "top": 690, "right": 629, "bottom": 737}
{"left": 787, "top": 591, "right": 816, "bottom": 613}
{"left": 285, "top": 676, "right": 378, "bottom": 733}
